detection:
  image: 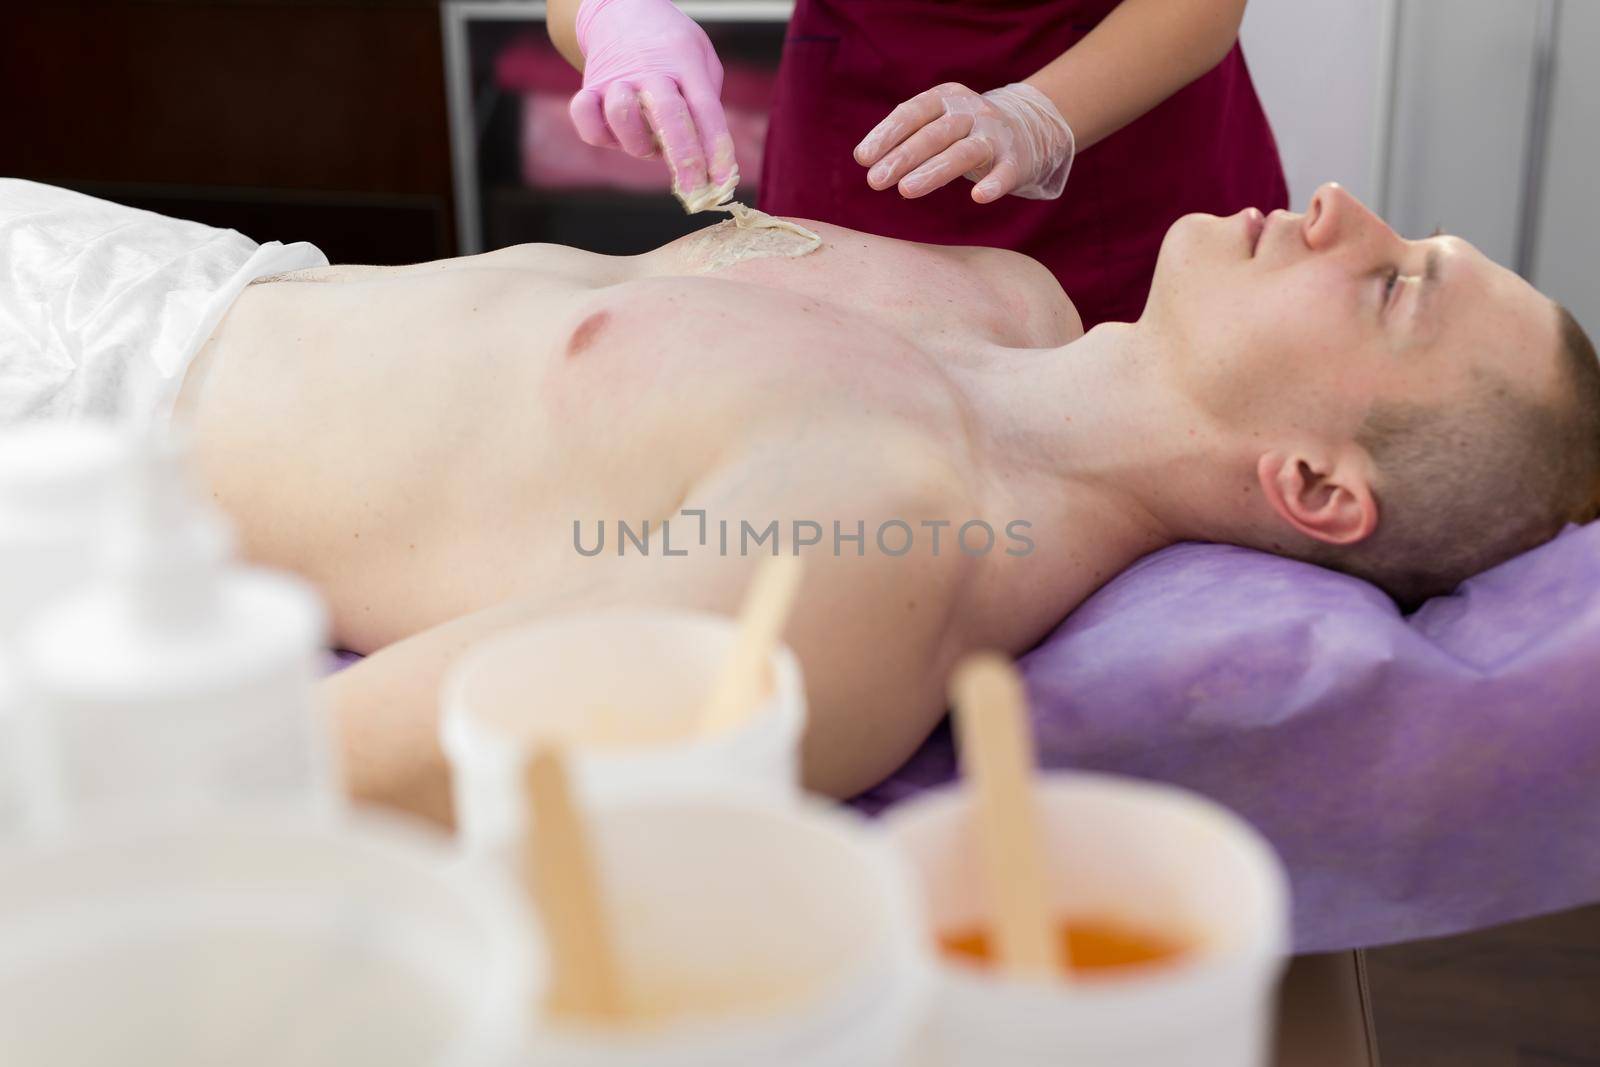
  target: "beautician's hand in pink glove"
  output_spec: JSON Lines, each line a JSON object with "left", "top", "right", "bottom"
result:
{"left": 853, "top": 82, "right": 1076, "bottom": 204}
{"left": 567, "top": 0, "right": 737, "bottom": 200}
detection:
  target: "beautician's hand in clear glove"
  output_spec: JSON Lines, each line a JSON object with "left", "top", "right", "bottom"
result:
{"left": 569, "top": 0, "right": 737, "bottom": 201}
{"left": 853, "top": 82, "right": 1076, "bottom": 204}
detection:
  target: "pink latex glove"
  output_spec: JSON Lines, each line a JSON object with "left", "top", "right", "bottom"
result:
{"left": 853, "top": 82, "right": 1076, "bottom": 204}
{"left": 569, "top": 0, "right": 737, "bottom": 199}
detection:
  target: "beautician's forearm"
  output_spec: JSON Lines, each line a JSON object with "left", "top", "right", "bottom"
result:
{"left": 1025, "top": 0, "right": 1249, "bottom": 152}
{"left": 548, "top": 0, "right": 585, "bottom": 70}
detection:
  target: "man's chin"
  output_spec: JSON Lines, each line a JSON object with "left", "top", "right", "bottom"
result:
{"left": 1152, "top": 213, "right": 1216, "bottom": 274}
{"left": 1145, "top": 215, "right": 1244, "bottom": 327}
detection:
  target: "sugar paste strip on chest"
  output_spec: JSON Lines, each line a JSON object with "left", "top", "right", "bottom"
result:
{"left": 673, "top": 167, "right": 824, "bottom": 273}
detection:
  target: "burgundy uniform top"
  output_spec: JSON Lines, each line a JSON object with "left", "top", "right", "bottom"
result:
{"left": 758, "top": 0, "right": 1289, "bottom": 327}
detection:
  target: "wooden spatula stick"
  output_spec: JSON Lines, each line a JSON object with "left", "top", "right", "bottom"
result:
{"left": 701, "top": 553, "right": 804, "bottom": 734}
{"left": 950, "top": 652, "right": 1068, "bottom": 979}
{"left": 520, "top": 747, "right": 629, "bottom": 1021}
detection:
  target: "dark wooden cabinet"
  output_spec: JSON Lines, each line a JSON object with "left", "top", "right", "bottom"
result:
{"left": 0, "top": 0, "right": 456, "bottom": 264}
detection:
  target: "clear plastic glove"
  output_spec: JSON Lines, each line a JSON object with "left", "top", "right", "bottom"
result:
{"left": 853, "top": 82, "right": 1076, "bottom": 204}
{"left": 570, "top": 0, "right": 736, "bottom": 201}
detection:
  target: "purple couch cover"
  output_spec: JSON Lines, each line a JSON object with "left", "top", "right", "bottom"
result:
{"left": 853, "top": 521, "right": 1600, "bottom": 951}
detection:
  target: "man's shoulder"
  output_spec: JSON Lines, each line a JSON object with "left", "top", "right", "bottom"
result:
{"left": 942, "top": 244, "right": 1083, "bottom": 344}
{"left": 716, "top": 419, "right": 985, "bottom": 531}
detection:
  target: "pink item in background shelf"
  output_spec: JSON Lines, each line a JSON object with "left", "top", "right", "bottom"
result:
{"left": 494, "top": 35, "right": 775, "bottom": 194}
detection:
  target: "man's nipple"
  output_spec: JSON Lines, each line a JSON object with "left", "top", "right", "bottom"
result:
{"left": 566, "top": 310, "right": 611, "bottom": 359}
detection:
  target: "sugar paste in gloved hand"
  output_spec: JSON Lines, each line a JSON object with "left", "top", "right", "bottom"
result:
{"left": 569, "top": 0, "right": 738, "bottom": 210}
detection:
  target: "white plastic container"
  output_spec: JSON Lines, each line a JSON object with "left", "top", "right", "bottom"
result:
{"left": 882, "top": 773, "right": 1291, "bottom": 1067}
{"left": 0, "top": 423, "right": 126, "bottom": 835}
{"left": 15, "top": 433, "right": 335, "bottom": 831}
{"left": 0, "top": 423, "right": 125, "bottom": 637}
{"left": 522, "top": 792, "right": 928, "bottom": 1067}
{"left": 441, "top": 609, "right": 805, "bottom": 859}
{"left": 0, "top": 809, "right": 544, "bottom": 1067}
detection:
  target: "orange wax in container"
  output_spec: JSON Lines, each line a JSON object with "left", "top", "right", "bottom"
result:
{"left": 938, "top": 919, "right": 1187, "bottom": 975}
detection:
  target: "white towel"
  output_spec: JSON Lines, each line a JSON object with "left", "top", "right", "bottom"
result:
{"left": 0, "top": 180, "right": 327, "bottom": 427}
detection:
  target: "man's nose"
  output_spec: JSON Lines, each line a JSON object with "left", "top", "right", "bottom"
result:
{"left": 1302, "top": 182, "right": 1387, "bottom": 251}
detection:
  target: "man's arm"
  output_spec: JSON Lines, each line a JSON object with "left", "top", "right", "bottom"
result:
{"left": 326, "top": 437, "right": 976, "bottom": 826}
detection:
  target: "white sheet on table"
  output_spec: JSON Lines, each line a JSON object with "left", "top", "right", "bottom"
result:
{"left": 0, "top": 179, "right": 326, "bottom": 427}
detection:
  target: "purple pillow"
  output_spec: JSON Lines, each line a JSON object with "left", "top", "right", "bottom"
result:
{"left": 852, "top": 521, "right": 1600, "bottom": 952}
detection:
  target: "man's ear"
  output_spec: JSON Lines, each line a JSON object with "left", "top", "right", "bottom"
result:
{"left": 1256, "top": 448, "right": 1378, "bottom": 546}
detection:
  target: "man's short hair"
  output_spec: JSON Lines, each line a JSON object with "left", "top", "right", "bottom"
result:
{"left": 1307, "top": 303, "right": 1600, "bottom": 609}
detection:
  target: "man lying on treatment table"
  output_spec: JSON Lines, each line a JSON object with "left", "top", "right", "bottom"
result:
{"left": 7, "top": 180, "right": 1599, "bottom": 826}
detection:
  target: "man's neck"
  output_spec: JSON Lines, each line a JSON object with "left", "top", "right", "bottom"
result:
{"left": 949, "top": 320, "right": 1251, "bottom": 550}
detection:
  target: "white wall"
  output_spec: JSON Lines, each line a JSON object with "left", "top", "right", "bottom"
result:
{"left": 1532, "top": 1, "right": 1600, "bottom": 330}
{"left": 1239, "top": 0, "right": 1386, "bottom": 210}
{"left": 1384, "top": 0, "right": 1537, "bottom": 262}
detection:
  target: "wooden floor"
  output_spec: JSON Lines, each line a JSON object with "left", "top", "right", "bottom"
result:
{"left": 1365, "top": 904, "right": 1600, "bottom": 1066}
